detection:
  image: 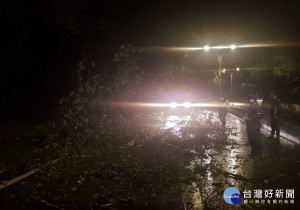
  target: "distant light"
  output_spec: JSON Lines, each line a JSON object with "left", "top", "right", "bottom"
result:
{"left": 143, "top": 43, "right": 300, "bottom": 53}
{"left": 222, "top": 68, "right": 226, "bottom": 73}
{"left": 204, "top": 45, "right": 210, "bottom": 51}
{"left": 183, "top": 102, "right": 191, "bottom": 108}
{"left": 257, "top": 99, "right": 263, "bottom": 106}
{"left": 169, "top": 102, "right": 177, "bottom": 108}
{"left": 236, "top": 67, "right": 240, "bottom": 71}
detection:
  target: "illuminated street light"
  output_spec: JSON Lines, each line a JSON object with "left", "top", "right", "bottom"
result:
{"left": 169, "top": 102, "right": 177, "bottom": 108}
{"left": 183, "top": 102, "right": 192, "bottom": 108}
{"left": 204, "top": 45, "right": 210, "bottom": 51}
{"left": 236, "top": 67, "right": 240, "bottom": 71}
{"left": 222, "top": 68, "right": 226, "bottom": 73}
{"left": 203, "top": 44, "right": 236, "bottom": 96}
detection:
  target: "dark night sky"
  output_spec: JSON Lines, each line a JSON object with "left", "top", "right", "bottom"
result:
{"left": 1, "top": 0, "right": 299, "bottom": 120}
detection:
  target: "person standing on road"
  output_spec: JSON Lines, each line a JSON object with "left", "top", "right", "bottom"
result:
{"left": 270, "top": 93, "right": 281, "bottom": 139}
{"left": 246, "top": 96, "right": 262, "bottom": 157}
{"left": 218, "top": 96, "right": 229, "bottom": 128}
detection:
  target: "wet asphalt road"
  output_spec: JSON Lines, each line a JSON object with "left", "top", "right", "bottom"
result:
{"left": 149, "top": 108, "right": 300, "bottom": 209}
{"left": 0, "top": 108, "right": 299, "bottom": 209}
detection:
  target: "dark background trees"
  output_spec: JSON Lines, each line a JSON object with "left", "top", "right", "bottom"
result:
{"left": 1, "top": 0, "right": 300, "bottom": 121}
{"left": 248, "top": 48, "right": 300, "bottom": 103}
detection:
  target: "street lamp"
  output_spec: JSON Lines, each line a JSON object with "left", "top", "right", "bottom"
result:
{"left": 204, "top": 45, "right": 210, "bottom": 51}
{"left": 230, "top": 45, "right": 236, "bottom": 50}
{"left": 204, "top": 45, "right": 236, "bottom": 96}
{"left": 230, "top": 67, "right": 240, "bottom": 96}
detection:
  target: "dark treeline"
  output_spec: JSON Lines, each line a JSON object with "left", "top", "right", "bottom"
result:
{"left": 1, "top": 0, "right": 300, "bottom": 121}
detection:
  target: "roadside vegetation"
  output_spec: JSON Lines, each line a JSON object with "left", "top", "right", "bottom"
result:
{"left": 1, "top": 45, "right": 300, "bottom": 209}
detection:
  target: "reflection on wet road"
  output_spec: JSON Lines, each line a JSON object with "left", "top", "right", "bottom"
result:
{"left": 163, "top": 115, "right": 192, "bottom": 137}
{"left": 150, "top": 109, "right": 300, "bottom": 209}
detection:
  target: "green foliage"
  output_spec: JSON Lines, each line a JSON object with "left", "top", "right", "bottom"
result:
{"left": 156, "top": 54, "right": 196, "bottom": 93}
{"left": 31, "top": 109, "right": 227, "bottom": 208}
{"left": 270, "top": 50, "right": 300, "bottom": 100}
{"left": 248, "top": 67, "right": 273, "bottom": 97}
{"left": 55, "top": 60, "right": 105, "bottom": 153}
{"left": 271, "top": 51, "right": 300, "bottom": 80}
{"left": 113, "top": 44, "right": 143, "bottom": 70}
{"left": 53, "top": 44, "right": 147, "bottom": 154}
{"left": 112, "top": 44, "right": 144, "bottom": 100}
{"left": 165, "top": 59, "right": 191, "bottom": 79}
{"left": 249, "top": 49, "right": 300, "bottom": 102}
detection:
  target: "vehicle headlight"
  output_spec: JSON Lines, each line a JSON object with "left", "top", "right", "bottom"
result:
{"left": 169, "top": 102, "right": 177, "bottom": 108}
{"left": 183, "top": 102, "right": 191, "bottom": 108}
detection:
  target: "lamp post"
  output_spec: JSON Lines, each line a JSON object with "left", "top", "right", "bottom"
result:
{"left": 217, "top": 52, "right": 223, "bottom": 96}
{"left": 230, "top": 72, "right": 233, "bottom": 96}
{"left": 204, "top": 45, "right": 236, "bottom": 96}
{"left": 230, "top": 67, "right": 240, "bottom": 96}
